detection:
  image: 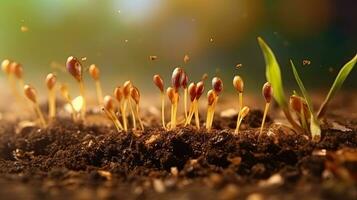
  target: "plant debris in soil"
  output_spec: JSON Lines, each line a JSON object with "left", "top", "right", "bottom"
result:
{"left": 0, "top": 110, "right": 356, "bottom": 200}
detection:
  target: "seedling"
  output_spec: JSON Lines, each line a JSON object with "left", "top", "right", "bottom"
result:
{"left": 260, "top": 82, "right": 273, "bottom": 136}
{"left": 122, "top": 81, "right": 133, "bottom": 131}
{"left": 10, "top": 62, "right": 25, "bottom": 90}
{"left": 170, "top": 67, "right": 184, "bottom": 129}
{"left": 205, "top": 89, "right": 216, "bottom": 131}
{"left": 130, "top": 86, "right": 144, "bottom": 130}
{"left": 2, "top": 59, "right": 21, "bottom": 100}
{"left": 46, "top": 73, "right": 57, "bottom": 119}
{"left": 66, "top": 56, "right": 86, "bottom": 119}
{"left": 233, "top": 75, "right": 244, "bottom": 126}
{"left": 181, "top": 71, "right": 189, "bottom": 120}
{"left": 185, "top": 81, "right": 205, "bottom": 128}
{"left": 234, "top": 106, "right": 250, "bottom": 134}
{"left": 289, "top": 94, "right": 309, "bottom": 130}
{"left": 60, "top": 84, "right": 77, "bottom": 121}
{"left": 89, "top": 64, "right": 103, "bottom": 105}
{"left": 258, "top": 37, "right": 356, "bottom": 141}
{"left": 167, "top": 86, "right": 178, "bottom": 130}
{"left": 24, "top": 85, "right": 47, "bottom": 127}
{"left": 103, "top": 95, "right": 123, "bottom": 132}
{"left": 205, "top": 77, "right": 223, "bottom": 131}
{"left": 153, "top": 74, "right": 166, "bottom": 129}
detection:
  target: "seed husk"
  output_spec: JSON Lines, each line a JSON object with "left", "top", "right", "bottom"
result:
{"left": 153, "top": 75, "right": 164, "bottom": 92}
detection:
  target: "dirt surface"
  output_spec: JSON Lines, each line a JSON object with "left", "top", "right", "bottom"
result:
{"left": 0, "top": 109, "right": 356, "bottom": 200}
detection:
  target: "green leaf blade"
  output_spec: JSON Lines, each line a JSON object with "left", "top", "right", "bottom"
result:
{"left": 317, "top": 54, "right": 357, "bottom": 118}
{"left": 257, "top": 37, "right": 287, "bottom": 108}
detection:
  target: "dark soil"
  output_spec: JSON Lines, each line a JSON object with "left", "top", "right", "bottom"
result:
{"left": 0, "top": 110, "right": 356, "bottom": 200}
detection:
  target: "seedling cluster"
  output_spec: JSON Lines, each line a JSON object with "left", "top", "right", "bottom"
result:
{"left": 1, "top": 37, "right": 355, "bottom": 142}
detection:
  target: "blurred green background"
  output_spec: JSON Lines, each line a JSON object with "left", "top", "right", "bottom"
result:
{"left": 0, "top": 0, "right": 356, "bottom": 96}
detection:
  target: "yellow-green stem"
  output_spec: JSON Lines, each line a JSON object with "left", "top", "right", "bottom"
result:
{"left": 48, "top": 88, "right": 56, "bottom": 119}
{"left": 136, "top": 105, "right": 144, "bottom": 130}
{"left": 184, "top": 88, "right": 188, "bottom": 120}
{"left": 121, "top": 100, "right": 128, "bottom": 131}
{"left": 35, "top": 103, "right": 47, "bottom": 127}
{"left": 194, "top": 101, "right": 200, "bottom": 129}
{"left": 160, "top": 93, "right": 166, "bottom": 130}
{"left": 259, "top": 102, "right": 270, "bottom": 136}
{"left": 128, "top": 99, "right": 136, "bottom": 130}
{"left": 79, "top": 80, "right": 86, "bottom": 119}
{"left": 95, "top": 80, "right": 103, "bottom": 105}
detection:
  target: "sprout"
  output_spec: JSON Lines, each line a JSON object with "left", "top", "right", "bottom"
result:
{"left": 234, "top": 106, "right": 250, "bottom": 134}
{"left": 169, "top": 67, "right": 184, "bottom": 129}
{"left": 1, "top": 59, "right": 11, "bottom": 74}
{"left": 89, "top": 64, "right": 103, "bottom": 105}
{"left": 66, "top": 56, "right": 86, "bottom": 119}
{"left": 185, "top": 82, "right": 197, "bottom": 127}
{"left": 2, "top": 60, "right": 21, "bottom": 100}
{"left": 204, "top": 77, "right": 223, "bottom": 131}
{"left": 205, "top": 89, "right": 217, "bottom": 131}
{"left": 289, "top": 95, "right": 309, "bottom": 130}
{"left": 171, "top": 67, "right": 184, "bottom": 90}
{"left": 103, "top": 95, "right": 123, "bottom": 132}
{"left": 260, "top": 82, "right": 273, "bottom": 136}
{"left": 166, "top": 86, "right": 178, "bottom": 129}
{"left": 121, "top": 80, "right": 132, "bottom": 131}
{"left": 181, "top": 71, "right": 189, "bottom": 120}
{"left": 153, "top": 74, "right": 166, "bottom": 129}
{"left": 24, "top": 85, "right": 47, "bottom": 127}
{"left": 46, "top": 73, "right": 57, "bottom": 119}
{"left": 130, "top": 86, "right": 144, "bottom": 130}
{"left": 60, "top": 84, "right": 77, "bottom": 121}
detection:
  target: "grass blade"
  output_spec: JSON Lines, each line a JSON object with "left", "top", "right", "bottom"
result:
{"left": 317, "top": 54, "right": 357, "bottom": 118}
{"left": 257, "top": 37, "right": 302, "bottom": 131}
{"left": 290, "top": 60, "right": 321, "bottom": 141}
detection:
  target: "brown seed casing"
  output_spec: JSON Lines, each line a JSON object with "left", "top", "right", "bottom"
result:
{"left": 181, "top": 72, "right": 189, "bottom": 89}
{"left": 130, "top": 86, "right": 140, "bottom": 104}
{"left": 167, "top": 87, "right": 175, "bottom": 104}
{"left": 123, "top": 81, "right": 132, "bottom": 98}
{"left": 66, "top": 56, "right": 82, "bottom": 82}
{"left": 46, "top": 73, "right": 57, "bottom": 90}
{"left": 24, "top": 85, "right": 37, "bottom": 103}
{"left": 233, "top": 76, "right": 244, "bottom": 93}
{"left": 262, "top": 82, "right": 273, "bottom": 103}
{"left": 212, "top": 77, "right": 223, "bottom": 95}
{"left": 188, "top": 83, "right": 197, "bottom": 102}
{"left": 104, "top": 96, "right": 115, "bottom": 111}
{"left": 1, "top": 59, "right": 12, "bottom": 74}
{"left": 153, "top": 75, "right": 164, "bottom": 92}
{"left": 289, "top": 95, "right": 307, "bottom": 113}
{"left": 10, "top": 62, "right": 23, "bottom": 79}
{"left": 89, "top": 64, "right": 100, "bottom": 81}
{"left": 195, "top": 81, "right": 205, "bottom": 100}
{"left": 207, "top": 89, "right": 216, "bottom": 106}
{"left": 171, "top": 67, "right": 184, "bottom": 90}
{"left": 114, "top": 86, "right": 123, "bottom": 102}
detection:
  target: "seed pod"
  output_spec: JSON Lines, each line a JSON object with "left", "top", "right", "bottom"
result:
{"left": 153, "top": 74, "right": 164, "bottom": 92}
{"left": 171, "top": 67, "right": 184, "bottom": 90}
{"left": 188, "top": 83, "right": 197, "bottom": 102}
{"left": 207, "top": 89, "right": 216, "bottom": 106}
{"left": 181, "top": 71, "right": 189, "bottom": 89}
{"left": 89, "top": 64, "right": 100, "bottom": 81}
{"left": 262, "top": 82, "right": 273, "bottom": 103}
{"left": 196, "top": 81, "right": 205, "bottom": 100}
{"left": 103, "top": 95, "right": 115, "bottom": 111}
{"left": 233, "top": 76, "right": 244, "bottom": 93}
{"left": 114, "top": 86, "right": 123, "bottom": 102}
{"left": 212, "top": 77, "right": 223, "bottom": 95}
{"left": 24, "top": 85, "right": 37, "bottom": 103}
{"left": 130, "top": 86, "right": 140, "bottom": 104}
{"left": 45, "top": 73, "right": 57, "bottom": 90}
{"left": 167, "top": 87, "right": 175, "bottom": 104}
{"left": 1, "top": 59, "right": 11, "bottom": 74}
{"left": 289, "top": 95, "right": 306, "bottom": 113}
{"left": 123, "top": 81, "right": 132, "bottom": 98}
{"left": 66, "top": 56, "right": 82, "bottom": 82}
{"left": 183, "top": 54, "right": 190, "bottom": 64}
{"left": 10, "top": 62, "right": 23, "bottom": 79}
{"left": 239, "top": 106, "right": 250, "bottom": 118}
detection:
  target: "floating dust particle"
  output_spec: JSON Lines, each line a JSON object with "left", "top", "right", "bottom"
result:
{"left": 81, "top": 57, "right": 87, "bottom": 61}
{"left": 124, "top": 39, "right": 129, "bottom": 43}
{"left": 236, "top": 63, "right": 243, "bottom": 69}
{"left": 183, "top": 54, "right": 190, "bottom": 64}
{"left": 149, "top": 56, "right": 158, "bottom": 61}
{"left": 302, "top": 59, "right": 311, "bottom": 66}
{"left": 201, "top": 73, "right": 208, "bottom": 81}
{"left": 210, "top": 38, "right": 214, "bottom": 42}
{"left": 118, "top": 10, "right": 121, "bottom": 14}
{"left": 20, "top": 26, "right": 29, "bottom": 32}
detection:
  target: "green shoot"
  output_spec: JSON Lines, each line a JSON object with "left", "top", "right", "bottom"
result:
{"left": 290, "top": 60, "right": 321, "bottom": 141}
{"left": 317, "top": 54, "right": 357, "bottom": 118}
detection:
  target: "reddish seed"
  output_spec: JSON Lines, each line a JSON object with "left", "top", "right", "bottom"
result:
{"left": 290, "top": 95, "right": 305, "bottom": 113}
{"left": 171, "top": 67, "right": 184, "bottom": 90}
{"left": 114, "top": 86, "right": 123, "bottom": 102}
{"left": 262, "top": 82, "right": 273, "bottom": 103}
{"left": 167, "top": 87, "right": 175, "bottom": 104}
{"left": 123, "top": 81, "right": 132, "bottom": 98}
{"left": 130, "top": 86, "right": 140, "bottom": 104}
{"left": 103, "top": 96, "right": 115, "bottom": 111}
{"left": 153, "top": 75, "right": 164, "bottom": 92}
{"left": 233, "top": 76, "right": 244, "bottom": 93}
{"left": 46, "top": 73, "right": 57, "bottom": 90}
{"left": 188, "top": 83, "right": 197, "bottom": 102}
{"left": 195, "top": 81, "right": 205, "bottom": 100}
{"left": 212, "top": 77, "right": 223, "bottom": 95}
{"left": 181, "top": 72, "right": 189, "bottom": 89}
{"left": 66, "top": 56, "right": 82, "bottom": 82}
{"left": 207, "top": 89, "right": 216, "bottom": 106}
{"left": 10, "top": 62, "right": 23, "bottom": 79}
